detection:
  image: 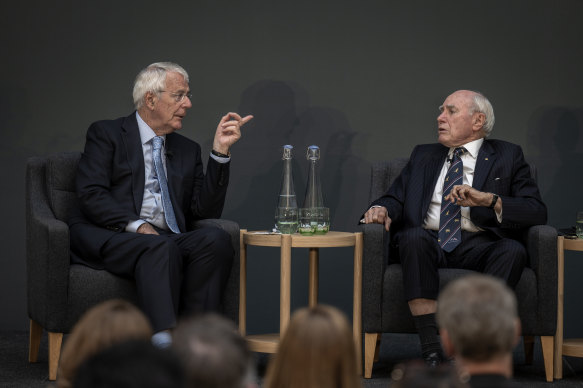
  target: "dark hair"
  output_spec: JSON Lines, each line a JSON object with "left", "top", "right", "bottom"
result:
{"left": 172, "top": 313, "right": 254, "bottom": 388}
{"left": 73, "top": 340, "right": 186, "bottom": 388}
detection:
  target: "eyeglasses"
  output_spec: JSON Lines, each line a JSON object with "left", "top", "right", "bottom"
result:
{"left": 158, "top": 90, "right": 193, "bottom": 103}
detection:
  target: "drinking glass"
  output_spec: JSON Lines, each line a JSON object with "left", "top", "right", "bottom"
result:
{"left": 577, "top": 211, "right": 583, "bottom": 239}
{"left": 314, "top": 207, "right": 330, "bottom": 235}
{"left": 275, "top": 207, "right": 298, "bottom": 234}
{"left": 299, "top": 208, "right": 317, "bottom": 235}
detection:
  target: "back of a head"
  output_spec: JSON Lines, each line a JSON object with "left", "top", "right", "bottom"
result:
{"left": 264, "top": 305, "right": 361, "bottom": 388}
{"left": 172, "top": 313, "right": 254, "bottom": 388}
{"left": 437, "top": 275, "right": 518, "bottom": 362}
{"left": 57, "top": 299, "right": 153, "bottom": 388}
{"left": 73, "top": 339, "right": 186, "bottom": 388}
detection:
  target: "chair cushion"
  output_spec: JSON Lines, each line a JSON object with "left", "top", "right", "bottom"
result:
{"left": 65, "top": 264, "right": 138, "bottom": 330}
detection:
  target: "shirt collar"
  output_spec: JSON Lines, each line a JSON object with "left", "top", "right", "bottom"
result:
{"left": 136, "top": 112, "right": 165, "bottom": 146}
{"left": 449, "top": 138, "right": 483, "bottom": 159}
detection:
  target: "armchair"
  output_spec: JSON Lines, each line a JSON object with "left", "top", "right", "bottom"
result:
{"left": 26, "top": 152, "right": 240, "bottom": 380}
{"left": 360, "top": 158, "right": 557, "bottom": 381}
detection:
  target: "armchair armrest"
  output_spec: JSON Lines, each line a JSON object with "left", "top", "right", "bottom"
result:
{"left": 524, "top": 224, "right": 558, "bottom": 334}
{"left": 26, "top": 157, "right": 72, "bottom": 330}
{"left": 360, "top": 223, "right": 389, "bottom": 333}
{"left": 191, "top": 218, "right": 240, "bottom": 323}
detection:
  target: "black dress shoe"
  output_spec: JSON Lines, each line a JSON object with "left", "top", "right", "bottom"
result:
{"left": 423, "top": 352, "right": 442, "bottom": 368}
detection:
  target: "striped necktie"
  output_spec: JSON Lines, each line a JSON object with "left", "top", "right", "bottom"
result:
{"left": 152, "top": 136, "right": 180, "bottom": 233}
{"left": 438, "top": 147, "right": 465, "bottom": 252}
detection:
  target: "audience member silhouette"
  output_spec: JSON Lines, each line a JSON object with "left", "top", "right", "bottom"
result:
{"left": 73, "top": 339, "right": 186, "bottom": 388}
{"left": 263, "top": 305, "right": 361, "bottom": 388}
{"left": 172, "top": 313, "right": 257, "bottom": 388}
{"left": 437, "top": 274, "right": 521, "bottom": 387}
{"left": 56, "top": 299, "right": 153, "bottom": 388}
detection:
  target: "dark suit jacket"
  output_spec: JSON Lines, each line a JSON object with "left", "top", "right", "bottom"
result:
{"left": 69, "top": 112, "right": 229, "bottom": 268}
{"left": 371, "top": 139, "right": 547, "bottom": 241}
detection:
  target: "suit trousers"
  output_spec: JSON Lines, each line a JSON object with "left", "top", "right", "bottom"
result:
{"left": 100, "top": 226, "right": 233, "bottom": 332}
{"left": 397, "top": 227, "right": 526, "bottom": 301}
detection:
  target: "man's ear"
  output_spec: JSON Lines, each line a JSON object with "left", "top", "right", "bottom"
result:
{"left": 145, "top": 91, "right": 157, "bottom": 110}
{"left": 472, "top": 112, "right": 485, "bottom": 131}
{"left": 440, "top": 328, "right": 455, "bottom": 357}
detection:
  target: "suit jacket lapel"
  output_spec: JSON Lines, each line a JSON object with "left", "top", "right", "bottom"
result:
{"left": 121, "top": 113, "right": 145, "bottom": 215}
{"left": 164, "top": 134, "right": 186, "bottom": 231}
{"left": 473, "top": 140, "right": 495, "bottom": 191}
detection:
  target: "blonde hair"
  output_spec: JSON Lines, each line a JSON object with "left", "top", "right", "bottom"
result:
{"left": 264, "top": 305, "right": 361, "bottom": 388}
{"left": 57, "top": 299, "right": 153, "bottom": 388}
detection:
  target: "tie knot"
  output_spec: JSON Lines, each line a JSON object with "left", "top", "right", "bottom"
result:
{"left": 453, "top": 147, "right": 466, "bottom": 157}
{"left": 153, "top": 136, "right": 163, "bottom": 151}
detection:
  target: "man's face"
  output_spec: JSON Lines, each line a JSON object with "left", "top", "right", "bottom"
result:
{"left": 437, "top": 90, "right": 483, "bottom": 148}
{"left": 150, "top": 71, "right": 192, "bottom": 135}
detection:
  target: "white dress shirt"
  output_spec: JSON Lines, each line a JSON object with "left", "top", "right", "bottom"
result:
{"left": 423, "top": 138, "right": 501, "bottom": 232}
{"left": 125, "top": 112, "right": 230, "bottom": 232}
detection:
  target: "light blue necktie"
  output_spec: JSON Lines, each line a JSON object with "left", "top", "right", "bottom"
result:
{"left": 438, "top": 147, "right": 465, "bottom": 252}
{"left": 152, "top": 136, "right": 180, "bottom": 233}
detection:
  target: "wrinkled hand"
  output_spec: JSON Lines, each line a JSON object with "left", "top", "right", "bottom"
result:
{"left": 212, "top": 112, "right": 254, "bottom": 155}
{"left": 363, "top": 206, "right": 392, "bottom": 232}
{"left": 444, "top": 184, "right": 490, "bottom": 207}
{"left": 137, "top": 222, "right": 159, "bottom": 235}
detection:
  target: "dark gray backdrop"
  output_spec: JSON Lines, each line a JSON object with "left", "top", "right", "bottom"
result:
{"left": 2, "top": 0, "right": 583, "bottom": 338}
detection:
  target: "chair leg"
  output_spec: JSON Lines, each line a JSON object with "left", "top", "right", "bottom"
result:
{"left": 29, "top": 319, "right": 42, "bottom": 363}
{"left": 374, "top": 335, "right": 381, "bottom": 362}
{"left": 48, "top": 332, "right": 63, "bottom": 381}
{"left": 364, "top": 333, "right": 381, "bottom": 379}
{"left": 523, "top": 335, "right": 534, "bottom": 364}
{"left": 540, "top": 336, "right": 554, "bottom": 383}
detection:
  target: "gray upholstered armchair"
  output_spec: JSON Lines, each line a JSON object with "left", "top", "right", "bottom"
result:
{"left": 26, "top": 152, "right": 240, "bottom": 380}
{"left": 360, "top": 158, "right": 557, "bottom": 382}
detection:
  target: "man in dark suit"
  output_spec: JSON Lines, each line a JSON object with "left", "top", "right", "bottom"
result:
{"left": 69, "top": 62, "right": 253, "bottom": 346}
{"left": 362, "top": 90, "right": 546, "bottom": 365}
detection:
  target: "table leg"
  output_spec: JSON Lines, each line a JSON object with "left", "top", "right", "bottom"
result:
{"left": 239, "top": 230, "right": 247, "bottom": 336}
{"left": 280, "top": 234, "right": 292, "bottom": 335}
{"left": 354, "top": 232, "right": 363, "bottom": 375}
{"left": 554, "top": 236, "right": 564, "bottom": 379}
{"left": 309, "top": 248, "right": 319, "bottom": 307}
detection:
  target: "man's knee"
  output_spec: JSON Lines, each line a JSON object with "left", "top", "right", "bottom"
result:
{"left": 497, "top": 239, "right": 528, "bottom": 266}
{"left": 198, "top": 227, "right": 234, "bottom": 262}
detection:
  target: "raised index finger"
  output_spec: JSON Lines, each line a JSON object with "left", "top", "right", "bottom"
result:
{"left": 240, "top": 115, "right": 254, "bottom": 125}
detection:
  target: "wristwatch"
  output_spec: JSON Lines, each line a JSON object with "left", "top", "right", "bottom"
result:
{"left": 488, "top": 193, "right": 499, "bottom": 209}
{"left": 211, "top": 149, "right": 230, "bottom": 158}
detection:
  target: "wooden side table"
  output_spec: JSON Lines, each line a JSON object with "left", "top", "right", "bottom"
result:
{"left": 554, "top": 236, "right": 583, "bottom": 379}
{"left": 238, "top": 230, "right": 363, "bottom": 373}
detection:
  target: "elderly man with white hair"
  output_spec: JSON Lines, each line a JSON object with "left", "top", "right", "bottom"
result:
{"left": 362, "top": 90, "right": 546, "bottom": 365}
{"left": 69, "top": 62, "right": 252, "bottom": 347}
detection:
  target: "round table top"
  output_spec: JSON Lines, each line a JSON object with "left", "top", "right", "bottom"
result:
{"left": 242, "top": 230, "right": 361, "bottom": 248}
{"left": 562, "top": 236, "right": 583, "bottom": 251}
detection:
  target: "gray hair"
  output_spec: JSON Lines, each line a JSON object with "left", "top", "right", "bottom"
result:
{"left": 132, "top": 62, "right": 189, "bottom": 110}
{"left": 436, "top": 274, "right": 518, "bottom": 362}
{"left": 470, "top": 92, "right": 495, "bottom": 137}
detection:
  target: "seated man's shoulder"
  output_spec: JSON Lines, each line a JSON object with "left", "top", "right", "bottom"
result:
{"left": 484, "top": 139, "right": 524, "bottom": 153}
{"left": 88, "top": 115, "right": 129, "bottom": 133}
